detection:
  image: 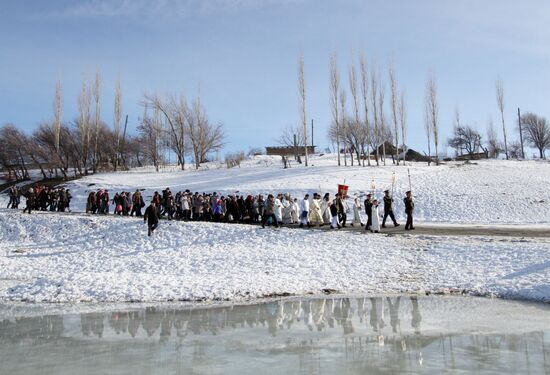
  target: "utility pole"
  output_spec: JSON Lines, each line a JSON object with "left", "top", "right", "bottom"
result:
{"left": 518, "top": 108, "right": 525, "bottom": 159}
{"left": 293, "top": 133, "right": 298, "bottom": 161}
{"left": 311, "top": 119, "right": 314, "bottom": 149}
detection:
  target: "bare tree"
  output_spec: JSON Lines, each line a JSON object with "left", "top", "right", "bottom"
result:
{"left": 144, "top": 93, "right": 187, "bottom": 170}
{"left": 138, "top": 107, "right": 163, "bottom": 172}
{"left": 298, "top": 53, "right": 308, "bottom": 166}
{"left": 348, "top": 61, "right": 364, "bottom": 166}
{"left": 495, "top": 77, "right": 509, "bottom": 159}
{"left": 447, "top": 125, "right": 483, "bottom": 156}
{"left": 399, "top": 89, "right": 407, "bottom": 165}
{"left": 113, "top": 77, "right": 122, "bottom": 171}
{"left": 521, "top": 112, "right": 550, "bottom": 159}
{"left": 330, "top": 53, "right": 341, "bottom": 166}
{"left": 0, "top": 124, "right": 30, "bottom": 180}
{"left": 77, "top": 77, "right": 92, "bottom": 173}
{"left": 389, "top": 61, "right": 400, "bottom": 164}
{"left": 378, "top": 76, "right": 387, "bottom": 166}
{"left": 339, "top": 88, "right": 348, "bottom": 166}
{"left": 360, "top": 54, "right": 371, "bottom": 166}
{"left": 92, "top": 70, "right": 102, "bottom": 173}
{"left": 370, "top": 65, "right": 380, "bottom": 165}
{"left": 53, "top": 77, "right": 63, "bottom": 153}
{"left": 425, "top": 74, "right": 439, "bottom": 165}
{"left": 486, "top": 118, "right": 503, "bottom": 158}
{"left": 278, "top": 124, "right": 304, "bottom": 148}
{"left": 186, "top": 95, "right": 225, "bottom": 168}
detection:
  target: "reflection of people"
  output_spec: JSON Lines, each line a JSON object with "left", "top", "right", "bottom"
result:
{"left": 387, "top": 297, "right": 401, "bottom": 333}
{"left": 369, "top": 297, "right": 385, "bottom": 332}
{"left": 410, "top": 296, "right": 422, "bottom": 334}
{"left": 341, "top": 298, "right": 354, "bottom": 334}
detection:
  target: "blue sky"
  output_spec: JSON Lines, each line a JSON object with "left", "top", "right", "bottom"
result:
{"left": 1, "top": 0, "right": 550, "bottom": 156}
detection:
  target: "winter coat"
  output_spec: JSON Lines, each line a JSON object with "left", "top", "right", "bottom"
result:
{"left": 144, "top": 205, "right": 160, "bottom": 225}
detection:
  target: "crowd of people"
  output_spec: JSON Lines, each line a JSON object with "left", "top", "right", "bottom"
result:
{"left": 6, "top": 185, "right": 72, "bottom": 214}
{"left": 7, "top": 184, "right": 415, "bottom": 237}
{"left": 82, "top": 187, "right": 415, "bottom": 237}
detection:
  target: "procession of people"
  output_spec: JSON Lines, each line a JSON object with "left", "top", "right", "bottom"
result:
{"left": 5, "top": 183, "right": 415, "bottom": 236}
{"left": 7, "top": 185, "right": 72, "bottom": 214}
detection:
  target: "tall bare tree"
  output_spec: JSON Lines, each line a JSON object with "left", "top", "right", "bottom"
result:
{"left": 378, "top": 76, "right": 387, "bottom": 166}
{"left": 348, "top": 61, "right": 364, "bottom": 166}
{"left": 53, "top": 77, "right": 63, "bottom": 153}
{"left": 77, "top": 77, "right": 92, "bottom": 173}
{"left": 92, "top": 70, "right": 102, "bottom": 173}
{"left": 370, "top": 65, "right": 379, "bottom": 165}
{"left": 360, "top": 54, "right": 371, "bottom": 166}
{"left": 399, "top": 89, "right": 407, "bottom": 165}
{"left": 113, "top": 77, "right": 122, "bottom": 171}
{"left": 298, "top": 53, "right": 308, "bottom": 166}
{"left": 425, "top": 74, "right": 439, "bottom": 165}
{"left": 495, "top": 77, "right": 509, "bottom": 160}
{"left": 389, "top": 61, "right": 400, "bottom": 165}
{"left": 486, "top": 118, "right": 502, "bottom": 158}
{"left": 330, "top": 53, "right": 341, "bottom": 166}
{"left": 340, "top": 88, "right": 348, "bottom": 166}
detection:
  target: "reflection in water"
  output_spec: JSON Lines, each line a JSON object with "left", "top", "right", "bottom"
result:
{"left": 0, "top": 296, "right": 549, "bottom": 374}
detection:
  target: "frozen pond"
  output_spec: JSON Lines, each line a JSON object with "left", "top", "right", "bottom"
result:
{"left": 0, "top": 295, "right": 549, "bottom": 374}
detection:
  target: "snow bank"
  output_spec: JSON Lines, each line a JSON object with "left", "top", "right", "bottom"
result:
{"left": 1, "top": 210, "right": 548, "bottom": 303}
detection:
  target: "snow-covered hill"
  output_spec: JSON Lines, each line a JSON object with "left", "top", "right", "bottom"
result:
{"left": 57, "top": 155, "right": 550, "bottom": 224}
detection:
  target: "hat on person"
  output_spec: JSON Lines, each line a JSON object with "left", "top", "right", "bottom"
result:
{"left": 406, "top": 190, "right": 412, "bottom": 194}
{"left": 384, "top": 190, "right": 389, "bottom": 193}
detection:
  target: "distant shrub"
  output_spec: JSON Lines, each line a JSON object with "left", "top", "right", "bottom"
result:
{"left": 225, "top": 151, "right": 245, "bottom": 168}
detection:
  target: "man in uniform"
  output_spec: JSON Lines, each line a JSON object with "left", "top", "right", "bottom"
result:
{"left": 404, "top": 190, "right": 415, "bottom": 230}
{"left": 364, "top": 193, "right": 373, "bottom": 231}
{"left": 335, "top": 193, "right": 347, "bottom": 227}
{"left": 382, "top": 190, "right": 400, "bottom": 228}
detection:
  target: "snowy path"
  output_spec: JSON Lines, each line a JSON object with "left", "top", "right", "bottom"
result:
{"left": 1, "top": 210, "right": 549, "bottom": 304}
{"left": 4, "top": 209, "right": 550, "bottom": 238}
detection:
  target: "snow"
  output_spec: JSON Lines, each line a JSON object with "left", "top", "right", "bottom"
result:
{"left": 0, "top": 210, "right": 548, "bottom": 303}
{"left": 1, "top": 156, "right": 549, "bottom": 304}
{"left": 42, "top": 155, "right": 550, "bottom": 225}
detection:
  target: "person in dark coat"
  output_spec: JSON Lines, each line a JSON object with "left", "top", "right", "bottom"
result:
{"left": 23, "top": 188, "right": 36, "bottom": 214}
{"left": 144, "top": 201, "right": 160, "bottom": 236}
{"left": 404, "top": 191, "right": 415, "bottom": 230}
{"left": 261, "top": 194, "right": 279, "bottom": 228}
{"left": 382, "top": 190, "right": 400, "bottom": 228}
{"left": 364, "top": 193, "right": 373, "bottom": 231}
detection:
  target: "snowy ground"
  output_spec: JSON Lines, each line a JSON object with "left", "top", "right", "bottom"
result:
{"left": 0, "top": 210, "right": 548, "bottom": 304}
{"left": 1, "top": 156, "right": 549, "bottom": 304}
{"left": 14, "top": 155, "right": 547, "bottom": 225}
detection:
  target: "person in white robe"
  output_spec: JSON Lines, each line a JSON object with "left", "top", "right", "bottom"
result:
{"left": 274, "top": 194, "right": 283, "bottom": 224}
{"left": 370, "top": 199, "right": 381, "bottom": 232}
{"left": 352, "top": 195, "right": 363, "bottom": 226}
{"left": 309, "top": 194, "right": 324, "bottom": 226}
{"left": 299, "top": 194, "right": 311, "bottom": 227}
